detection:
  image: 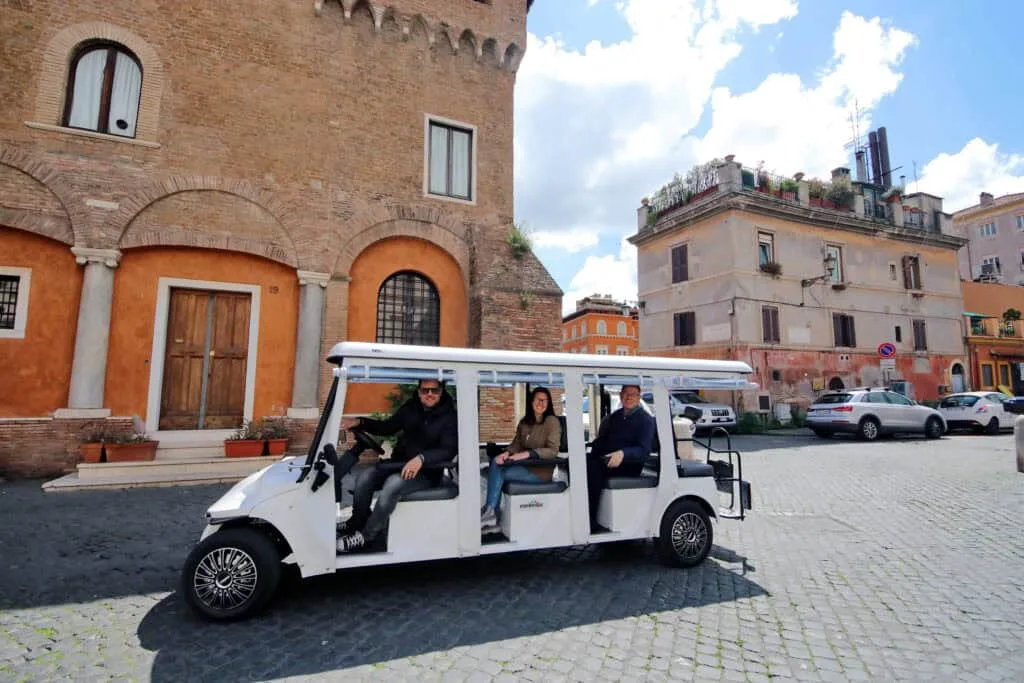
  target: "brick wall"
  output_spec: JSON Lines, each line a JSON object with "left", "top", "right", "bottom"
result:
{"left": 0, "top": 417, "right": 134, "bottom": 479}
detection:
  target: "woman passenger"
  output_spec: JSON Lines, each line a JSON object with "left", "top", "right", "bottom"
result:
{"left": 481, "top": 386, "right": 562, "bottom": 532}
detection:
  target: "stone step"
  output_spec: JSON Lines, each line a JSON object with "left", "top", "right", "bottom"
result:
{"left": 42, "top": 469, "right": 254, "bottom": 492}
{"left": 155, "top": 445, "right": 225, "bottom": 460}
{"left": 76, "top": 455, "right": 279, "bottom": 481}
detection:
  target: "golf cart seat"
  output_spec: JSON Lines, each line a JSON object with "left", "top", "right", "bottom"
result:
{"left": 643, "top": 455, "right": 715, "bottom": 478}
{"left": 401, "top": 476, "right": 459, "bottom": 501}
{"left": 502, "top": 415, "right": 570, "bottom": 496}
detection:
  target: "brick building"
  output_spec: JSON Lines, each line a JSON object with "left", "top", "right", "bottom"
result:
{"left": 561, "top": 294, "right": 639, "bottom": 356}
{"left": 630, "top": 154, "right": 968, "bottom": 412}
{"left": 0, "top": 0, "right": 560, "bottom": 479}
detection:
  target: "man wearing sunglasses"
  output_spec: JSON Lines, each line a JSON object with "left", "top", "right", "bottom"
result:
{"left": 336, "top": 378, "right": 458, "bottom": 552}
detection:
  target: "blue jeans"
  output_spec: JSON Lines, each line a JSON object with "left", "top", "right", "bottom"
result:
{"left": 485, "top": 463, "right": 541, "bottom": 511}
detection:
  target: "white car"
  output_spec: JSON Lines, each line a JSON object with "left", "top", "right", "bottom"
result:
{"left": 938, "top": 391, "right": 1013, "bottom": 434}
{"left": 807, "top": 387, "right": 946, "bottom": 440}
{"left": 580, "top": 394, "right": 697, "bottom": 442}
{"left": 643, "top": 391, "right": 737, "bottom": 433}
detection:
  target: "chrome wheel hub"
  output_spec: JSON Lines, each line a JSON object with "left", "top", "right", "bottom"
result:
{"left": 670, "top": 512, "right": 707, "bottom": 560}
{"left": 194, "top": 547, "right": 258, "bottom": 611}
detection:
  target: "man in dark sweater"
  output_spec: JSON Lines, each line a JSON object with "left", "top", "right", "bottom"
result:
{"left": 336, "top": 379, "right": 458, "bottom": 552}
{"left": 586, "top": 384, "right": 656, "bottom": 530}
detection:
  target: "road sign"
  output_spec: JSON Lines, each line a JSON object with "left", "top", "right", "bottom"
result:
{"left": 877, "top": 342, "right": 896, "bottom": 359}
{"left": 880, "top": 358, "right": 896, "bottom": 369}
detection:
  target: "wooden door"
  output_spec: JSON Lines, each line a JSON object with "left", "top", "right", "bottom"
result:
{"left": 159, "top": 289, "right": 251, "bottom": 430}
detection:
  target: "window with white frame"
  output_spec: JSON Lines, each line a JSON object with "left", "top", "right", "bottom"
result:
{"left": 826, "top": 244, "right": 844, "bottom": 282}
{"left": 580, "top": 321, "right": 587, "bottom": 336}
{"left": 616, "top": 346, "right": 629, "bottom": 356}
{"left": 1019, "top": 251, "right": 1024, "bottom": 272}
{"left": 757, "top": 231, "right": 775, "bottom": 266}
{"left": 981, "top": 255, "right": 1001, "bottom": 277}
{"left": 596, "top": 320, "right": 606, "bottom": 335}
{"left": 979, "top": 222, "right": 997, "bottom": 237}
{"left": 595, "top": 345, "right": 608, "bottom": 355}
{"left": 617, "top": 320, "right": 627, "bottom": 336}
{"left": 426, "top": 118, "right": 474, "bottom": 201}
{"left": 0, "top": 267, "right": 31, "bottom": 339}
{"left": 1017, "top": 215, "right": 1024, "bottom": 230}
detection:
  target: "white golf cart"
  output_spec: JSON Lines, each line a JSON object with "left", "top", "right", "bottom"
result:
{"left": 181, "top": 343, "right": 756, "bottom": 621}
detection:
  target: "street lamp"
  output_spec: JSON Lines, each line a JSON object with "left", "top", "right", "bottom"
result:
{"left": 801, "top": 252, "right": 839, "bottom": 288}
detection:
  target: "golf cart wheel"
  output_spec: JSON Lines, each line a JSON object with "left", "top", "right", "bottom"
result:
{"left": 858, "top": 417, "right": 880, "bottom": 441}
{"left": 985, "top": 418, "right": 1000, "bottom": 436}
{"left": 182, "top": 527, "right": 281, "bottom": 622}
{"left": 657, "top": 499, "right": 713, "bottom": 568}
{"left": 925, "top": 416, "right": 945, "bottom": 439}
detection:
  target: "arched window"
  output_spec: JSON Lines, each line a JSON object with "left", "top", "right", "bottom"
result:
{"left": 64, "top": 42, "right": 142, "bottom": 138}
{"left": 617, "top": 321, "right": 627, "bottom": 336}
{"left": 376, "top": 271, "right": 440, "bottom": 345}
{"left": 596, "top": 320, "right": 607, "bottom": 335}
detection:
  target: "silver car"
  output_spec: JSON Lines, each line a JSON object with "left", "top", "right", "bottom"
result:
{"left": 642, "top": 391, "right": 737, "bottom": 433}
{"left": 806, "top": 387, "right": 946, "bottom": 441}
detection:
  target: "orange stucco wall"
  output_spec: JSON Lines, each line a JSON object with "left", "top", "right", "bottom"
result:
{"left": 561, "top": 311, "right": 638, "bottom": 354}
{"left": 105, "top": 247, "right": 298, "bottom": 422}
{"left": 0, "top": 227, "right": 81, "bottom": 416}
{"left": 346, "top": 237, "right": 468, "bottom": 413}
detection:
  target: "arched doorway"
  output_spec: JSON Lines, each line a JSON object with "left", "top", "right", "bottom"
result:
{"left": 828, "top": 376, "right": 845, "bottom": 391}
{"left": 951, "top": 363, "right": 966, "bottom": 393}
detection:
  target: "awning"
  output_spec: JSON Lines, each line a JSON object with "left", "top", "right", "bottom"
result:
{"left": 963, "top": 312, "right": 996, "bottom": 318}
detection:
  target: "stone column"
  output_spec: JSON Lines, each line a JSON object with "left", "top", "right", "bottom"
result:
{"left": 288, "top": 270, "right": 329, "bottom": 418}
{"left": 57, "top": 247, "right": 121, "bottom": 418}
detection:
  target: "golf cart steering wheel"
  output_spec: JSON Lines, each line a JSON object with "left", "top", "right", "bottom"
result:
{"left": 351, "top": 428, "right": 385, "bottom": 456}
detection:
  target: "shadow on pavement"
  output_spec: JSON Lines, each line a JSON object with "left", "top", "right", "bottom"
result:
{"left": 138, "top": 540, "right": 768, "bottom": 682}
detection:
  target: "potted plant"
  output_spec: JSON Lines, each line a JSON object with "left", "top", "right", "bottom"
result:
{"left": 777, "top": 178, "right": 799, "bottom": 201}
{"left": 759, "top": 261, "right": 783, "bottom": 277}
{"left": 104, "top": 431, "right": 158, "bottom": 462}
{"left": 79, "top": 428, "right": 111, "bottom": 464}
{"left": 807, "top": 179, "right": 827, "bottom": 207}
{"left": 826, "top": 177, "right": 854, "bottom": 210}
{"left": 261, "top": 418, "right": 290, "bottom": 456}
{"left": 225, "top": 420, "right": 265, "bottom": 458}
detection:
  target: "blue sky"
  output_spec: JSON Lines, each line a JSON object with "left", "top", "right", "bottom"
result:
{"left": 513, "top": 1, "right": 1024, "bottom": 313}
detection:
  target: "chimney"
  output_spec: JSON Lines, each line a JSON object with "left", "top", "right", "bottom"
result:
{"left": 868, "top": 131, "right": 882, "bottom": 186}
{"left": 855, "top": 149, "right": 867, "bottom": 182}
{"left": 831, "top": 167, "right": 851, "bottom": 183}
{"left": 980, "top": 192, "right": 994, "bottom": 207}
{"left": 878, "top": 127, "right": 892, "bottom": 188}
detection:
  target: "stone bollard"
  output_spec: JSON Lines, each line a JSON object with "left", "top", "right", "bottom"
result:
{"left": 1015, "top": 415, "right": 1024, "bottom": 473}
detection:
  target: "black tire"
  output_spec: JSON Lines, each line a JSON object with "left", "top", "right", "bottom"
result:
{"left": 811, "top": 428, "right": 832, "bottom": 439}
{"left": 858, "top": 417, "right": 880, "bottom": 441}
{"left": 925, "top": 416, "right": 944, "bottom": 439}
{"left": 181, "top": 527, "right": 282, "bottom": 622}
{"left": 985, "top": 418, "right": 1000, "bottom": 436}
{"left": 657, "top": 499, "right": 713, "bottom": 568}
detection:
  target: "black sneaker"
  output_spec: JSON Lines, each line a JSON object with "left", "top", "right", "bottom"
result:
{"left": 337, "top": 531, "right": 366, "bottom": 553}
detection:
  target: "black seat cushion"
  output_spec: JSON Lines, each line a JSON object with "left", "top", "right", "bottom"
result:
{"left": 556, "top": 414, "right": 568, "bottom": 453}
{"left": 677, "top": 460, "right": 714, "bottom": 478}
{"left": 400, "top": 480, "right": 458, "bottom": 501}
{"left": 504, "top": 480, "right": 568, "bottom": 495}
{"left": 605, "top": 475, "right": 658, "bottom": 490}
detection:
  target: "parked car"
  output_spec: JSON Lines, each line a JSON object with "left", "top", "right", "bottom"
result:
{"left": 666, "top": 391, "right": 737, "bottom": 433}
{"left": 806, "top": 387, "right": 945, "bottom": 440}
{"left": 575, "top": 393, "right": 697, "bottom": 442}
{"left": 1003, "top": 395, "right": 1024, "bottom": 415}
{"left": 938, "top": 392, "right": 1013, "bottom": 434}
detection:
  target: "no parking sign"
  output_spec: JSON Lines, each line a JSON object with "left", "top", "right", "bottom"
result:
{"left": 877, "top": 343, "right": 896, "bottom": 359}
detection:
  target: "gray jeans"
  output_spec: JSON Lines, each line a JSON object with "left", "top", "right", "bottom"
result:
{"left": 348, "top": 465, "right": 433, "bottom": 541}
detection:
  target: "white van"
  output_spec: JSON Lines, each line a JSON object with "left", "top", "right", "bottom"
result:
{"left": 180, "top": 342, "right": 756, "bottom": 621}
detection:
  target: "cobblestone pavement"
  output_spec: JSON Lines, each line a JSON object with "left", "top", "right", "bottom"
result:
{"left": 2, "top": 432, "right": 1023, "bottom": 682}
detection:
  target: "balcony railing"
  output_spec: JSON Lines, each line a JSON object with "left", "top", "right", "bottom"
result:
{"left": 969, "top": 318, "right": 1024, "bottom": 339}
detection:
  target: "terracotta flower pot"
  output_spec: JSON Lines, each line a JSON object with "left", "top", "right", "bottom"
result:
{"left": 225, "top": 439, "right": 265, "bottom": 458}
{"left": 80, "top": 443, "right": 104, "bottom": 464}
{"left": 265, "top": 438, "right": 288, "bottom": 456}
{"left": 105, "top": 441, "right": 158, "bottom": 462}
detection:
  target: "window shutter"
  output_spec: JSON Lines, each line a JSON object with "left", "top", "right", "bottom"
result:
{"left": 901, "top": 255, "right": 910, "bottom": 289}
{"left": 672, "top": 245, "right": 689, "bottom": 283}
{"left": 833, "top": 313, "right": 842, "bottom": 346}
{"left": 848, "top": 316, "right": 856, "bottom": 347}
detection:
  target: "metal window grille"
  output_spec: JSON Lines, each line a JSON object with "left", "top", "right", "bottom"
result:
{"left": 376, "top": 272, "right": 440, "bottom": 346}
{"left": 0, "top": 276, "right": 19, "bottom": 330}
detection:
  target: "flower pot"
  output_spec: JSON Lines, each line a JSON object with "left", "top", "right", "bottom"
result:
{"left": 225, "top": 439, "right": 266, "bottom": 458}
{"left": 266, "top": 438, "right": 288, "bottom": 456}
{"left": 105, "top": 441, "right": 158, "bottom": 462}
{"left": 80, "top": 443, "right": 104, "bottom": 464}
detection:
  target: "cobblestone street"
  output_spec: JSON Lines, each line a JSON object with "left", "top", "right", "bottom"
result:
{"left": 2, "top": 432, "right": 1023, "bottom": 682}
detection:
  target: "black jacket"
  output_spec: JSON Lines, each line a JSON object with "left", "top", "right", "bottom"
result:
{"left": 356, "top": 391, "right": 458, "bottom": 468}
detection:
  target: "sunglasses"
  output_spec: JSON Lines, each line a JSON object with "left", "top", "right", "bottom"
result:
{"left": 419, "top": 386, "right": 442, "bottom": 395}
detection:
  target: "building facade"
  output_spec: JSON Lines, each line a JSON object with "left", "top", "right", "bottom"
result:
{"left": 961, "top": 281, "right": 1024, "bottom": 394}
{"left": 630, "top": 156, "right": 968, "bottom": 412}
{"left": 560, "top": 294, "right": 638, "bottom": 356}
{"left": 0, "top": 0, "right": 560, "bottom": 479}
{"left": 952, "top": 192, "right": 1024, "bottom": 284}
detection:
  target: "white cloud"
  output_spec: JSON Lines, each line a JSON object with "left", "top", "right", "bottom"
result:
{"left": 917, "top": 138, "right": 1024, "bottom": 212}
{"left": 514, "top": 3, "right": 919, "bottom": 309}
{"left": 560, "top": 238, "right": 639, "bottom": 315}
{"left": 531, "top": 228, "right": 600, "bottom": 253}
